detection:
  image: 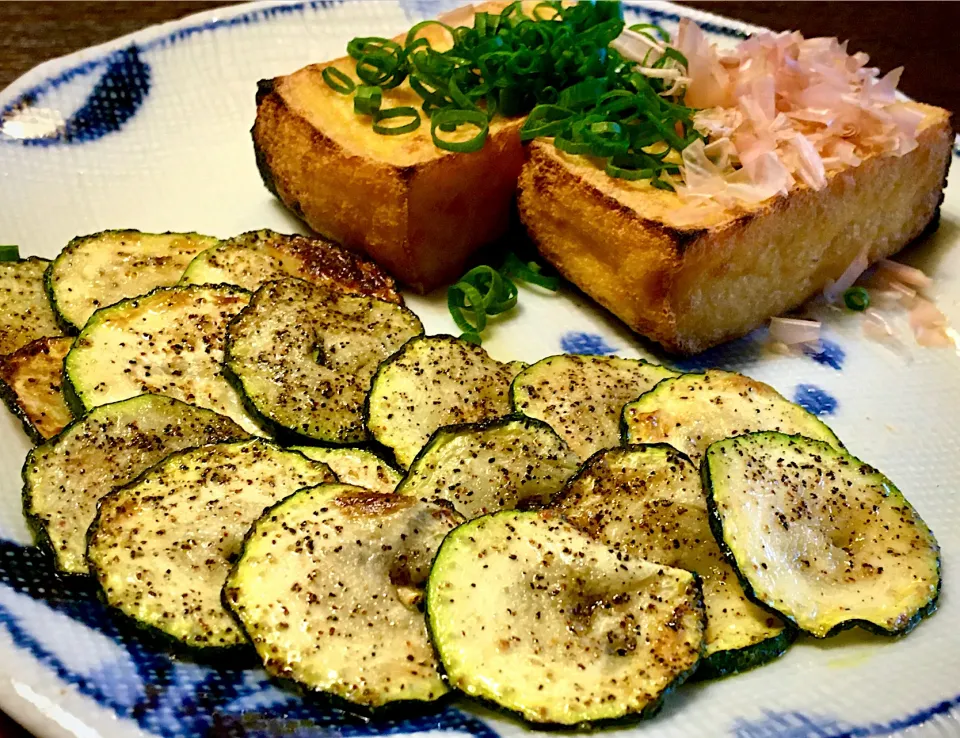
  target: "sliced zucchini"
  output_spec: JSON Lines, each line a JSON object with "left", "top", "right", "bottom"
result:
{"left": 0, "top": 257, "right": 62, "bottom": 355}
{"left": 704, "top": 432, "right": 941, "bottom": 638}
{"left": 87, "top": 439, "right": 335, "bottom": 651}
{"left": 23, "top": 394, "right": 249, "bottom": 575}
{"left": 46, "top": 230, "right": 220, "bottom": 332}
{"left": 512, "top": 355, "right": 676, "bottom": 460}
{"left": 366, "top": 335, "right": 523, "bottom": 468}
{"left": 426, "top": 510, "right": 705, "bottom": 726}
{"left": 552, "top": 445, "right": 791, "bottom": 678}
{"left": 621, "top": 369, "right": 840, "bottom": 466}
{"left": 396, "top": 416, "right": 579, "bottom": 519}
{"left": 181, "top": 229, "right": 402, "bottom": 305}
{"left": 225, "top": 279, "right": 422, "bottom": 443}
{"left": 225, "top": 484, "right": 460, "bottom": 709}
{"left": 0, "top": 336, "right": 74, "bottom": 442}
{"left": 292, "top": 446, "right": 401, "bottom": 494}
{"left": 64, "top": 284, "right": 264, "bottom": 435}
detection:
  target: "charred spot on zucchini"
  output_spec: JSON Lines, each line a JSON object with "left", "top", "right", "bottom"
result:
{"left": 46, "top": 230, "right": 220, "bottom": 331}
{"left": 181, "top": 229, "right": 402, "bottom": 304}
{"left": 225, "top": 279, "right": 422, "bottom": 444}
{"left": 426, "top": 510, "right": 705, "bottom": 726}
{"left": 553, "top": 445, "right": 792, "bottom": 678}
{"left": 87, "top": 439, "right": 335, "bottom": 651}
{"left": 0, "top": 336, "right": 74, "bottom": 442}
{"left": 23, "top": 394, "right": 249, "bottom": 575}
{"left": 512, "top": 355, "right": 676, "bottom": 460}
{"left": 0, "top": 257, "right": 62, "bottom": 355}
{"left": 704, "top": 432, "right": 941, "bottom": 638}
{"left": 396, "top": 416, "right": 579, "bottom": 519}
{"left": 621, "top": 370, "right": 840, "bottom": 466}
{"left": 225, "top": 484, "right": 460, "bottom": 709}
{"left": 292, "top": 446, "right": 401, "bottom": 493}
{"left": 366, "top": 335, "right": 523, "bottom": 468}
{"left": 64, "top": 284, "right": 264, "bottom": 435}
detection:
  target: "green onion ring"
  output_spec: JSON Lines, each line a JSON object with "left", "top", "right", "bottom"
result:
{"left": 430, "top": 109, "right": 489, "bottom": 153}
{"left": 354, "top": 85, "right": 382, "bottom": 116}
{"left": 321, "top": 67, "right": 356, "bottom": 94}
{"left": 372, "top": 106, "right": 421, "bottom": 135}
{"left": 844, "top": 287, "right": 871, "bottom": 312}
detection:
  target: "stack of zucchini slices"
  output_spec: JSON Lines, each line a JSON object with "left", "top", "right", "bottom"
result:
{"left": 0, "top": 231, "right": 941, "bottom": 728}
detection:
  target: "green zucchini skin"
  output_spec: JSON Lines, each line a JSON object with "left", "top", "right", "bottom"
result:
{"left": 364, "top": 334, "right": 522, "bottom": 469}
{"left": 291, "top": 445, "right": 402, "bottom": 494}
{"left": 619, "top": 370, "right": 842, "bottom": 466}
{"left": 86, "top": 439, "right": 335, "bottom": 656}
{"left": 702, "top": 432, "right": 941, "bottom": 639}
{"left": 224, "top": 484, "right": 457, "bottom": 715}
{"left": 551, "top": 443, "right": 793, "bottom": 680}
{"left": 45, "top": 230, "right": 220, "bottom": 332}
{"left": 395, "top": 414, "right": 580, "bottom": 517}
{"left": 425, "top": 510, "right": 706, "bottom": 728}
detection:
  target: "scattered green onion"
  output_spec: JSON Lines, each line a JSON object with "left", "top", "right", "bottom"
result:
{"left": 447, "top": 254, "right": 559, "bottom": 344}
{"left": 322, "top": 67, "right": 356, "bottom": 95}
{"left": 373, "top": 107, "right": 422, "bottom": 135}
{"left": 0, "top": 245, "right": 19, "bottom": 262}
{"left": 430, "top": 109, "right": 489, "bottom": 153}
{"left": 354, "top": 85, "right": 383, "bottom": 116}
{"left": 844, "top": 287, "right": 871, "bottom": 312}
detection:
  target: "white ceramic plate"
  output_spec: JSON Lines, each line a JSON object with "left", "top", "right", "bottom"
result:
{"left": 0, "top": 2, "right": 958, "bottom": 737}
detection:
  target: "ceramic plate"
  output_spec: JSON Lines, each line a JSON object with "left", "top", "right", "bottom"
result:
{"left": 0, "top": 2, "right": 958, "bottom": 737}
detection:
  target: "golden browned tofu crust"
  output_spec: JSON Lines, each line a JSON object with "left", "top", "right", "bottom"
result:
{"left": 518, "top": 103, "right": 953, "bottom": 354}
{"left": 253, "top": 3, "right": 527, "bottom": 293}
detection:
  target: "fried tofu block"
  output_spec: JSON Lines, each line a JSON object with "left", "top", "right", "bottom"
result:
{"left": 518, "top": 103, "right": 952, "bottom": 354}
{"left": 253, "top": 3, "right": 526, "bottom": 293}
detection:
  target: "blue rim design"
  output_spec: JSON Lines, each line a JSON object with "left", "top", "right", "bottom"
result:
{"left": 0, "top": 1, "right": 957, "bottom": 737}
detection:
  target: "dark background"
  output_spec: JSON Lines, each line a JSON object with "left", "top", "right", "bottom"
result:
{"left": 0, "top": 1, "right": 956, "bottom": 736}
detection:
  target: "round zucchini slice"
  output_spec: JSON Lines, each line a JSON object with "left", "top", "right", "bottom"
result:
{"left": 180, "top": 229, "right": 402, "bottom": 304}
{"left": 0, "top": 257, "right": 61, "bottom": 355}
{"left": 23, "top": 394, "right": 249, "bottom": 575}
{"left": 511, "top": 355, "right": 676, "bottom": 460}
{"left": 46, "top": 230, "right": 220, "bottom": 331}
{"left": 704, "top": 432, "right": 941, "bottom": 638}
{"left": 0, "top": 336, "right": 74, "bottom": 442}
{"left": 621, "top": 369, "right": 840, "bottom": 466}
{"left": 426, "top": 510, "right": 705, "bottom": 726}
{"left": 553, "top": 445, "right": 792, "bottom": 678}
{"left": 87, "top": 439, "right": 336, "bottom": 652}
{"left": 366, "top": 335, "right": 523, "bottom": 468}
{"left": 225, "top": 278, "right": 423, "bottom": 444}
{"left": 292, "top": 446, "right": 402, "bottom": 494}
{"left": 396, "top": 416, "right": 579, "bottom": 519}
{"left": 225, "top": 484, "right": 460, "bottom": 710}
{"left": 63, "top": 284, "right": 263, "bottom": 435}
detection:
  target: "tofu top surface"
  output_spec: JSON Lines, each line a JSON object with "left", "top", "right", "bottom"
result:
{"left": 529, "top": 102, "right": 951, "bottom": 232}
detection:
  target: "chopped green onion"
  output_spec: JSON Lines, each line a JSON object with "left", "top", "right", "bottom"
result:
{"left": 372, "top": 107, "right": 421, "bottom": 135}
{"left": 501, "top": 252, "right": 560, "bottom": 291}
{"left": 354, "top": 85, "right": 382, "bottom": 116}
{"left": 844, "top": 287, "right": 871, "bottom": 312}
{"left": 321, "top": 67, "right": 356, "bottom": 95}
{"left": 430, "top": 109, "right": 489, "bottom": 153}
{"left": 628, "top": 23, "right": 670, "bottom": 41}
{"left": 0, "top": 245, "right": 19, "bottom": 262}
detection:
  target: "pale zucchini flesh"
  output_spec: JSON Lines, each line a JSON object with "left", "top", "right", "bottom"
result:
{"left": 181, "top": 229, "right": 402, "bottom": 304}
{"left": 225, "top": 484, "right": 460, "bottom": 709}
{"left": 366, "top": 335, "right": 523, "bottom": 468}
{"left": 0, "top": 336, "right": 74, "bottom": 442}
{"left": 396, "top": 416, "right": 579, "bottom": 519}
{"left": 621, "top": 369, "right": 840, "bottom": 466}
{"left": 64, "top": 284, "right": 264, "bottom": 435}
{"left": 512, "top": 355, "right": 676, "bottom": 460}
{"left": 292, "top": 446, "right": 402, "bottom": 493}
{"left": 704, "top": 432, "right": 941, "bottom": 638}
{"left": 87, "top": 439, "right": 335, "bottom": 651}
{"left": 226, "top": 278, "right": 423, "bottom": 443}
{"left": 0, "top": 258, "right": 61, "bottom": 355}
{"left": 552, "top": 445, "right": 791, "bottom": 678}
{"left": 23, "top": 394, "right": 249, "bottom": 575}
{"left": 46, "top": 230, "right": 220, "bottom": 331}
{"left": 426, "top": 510, "right": 705, "bottom": 726}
